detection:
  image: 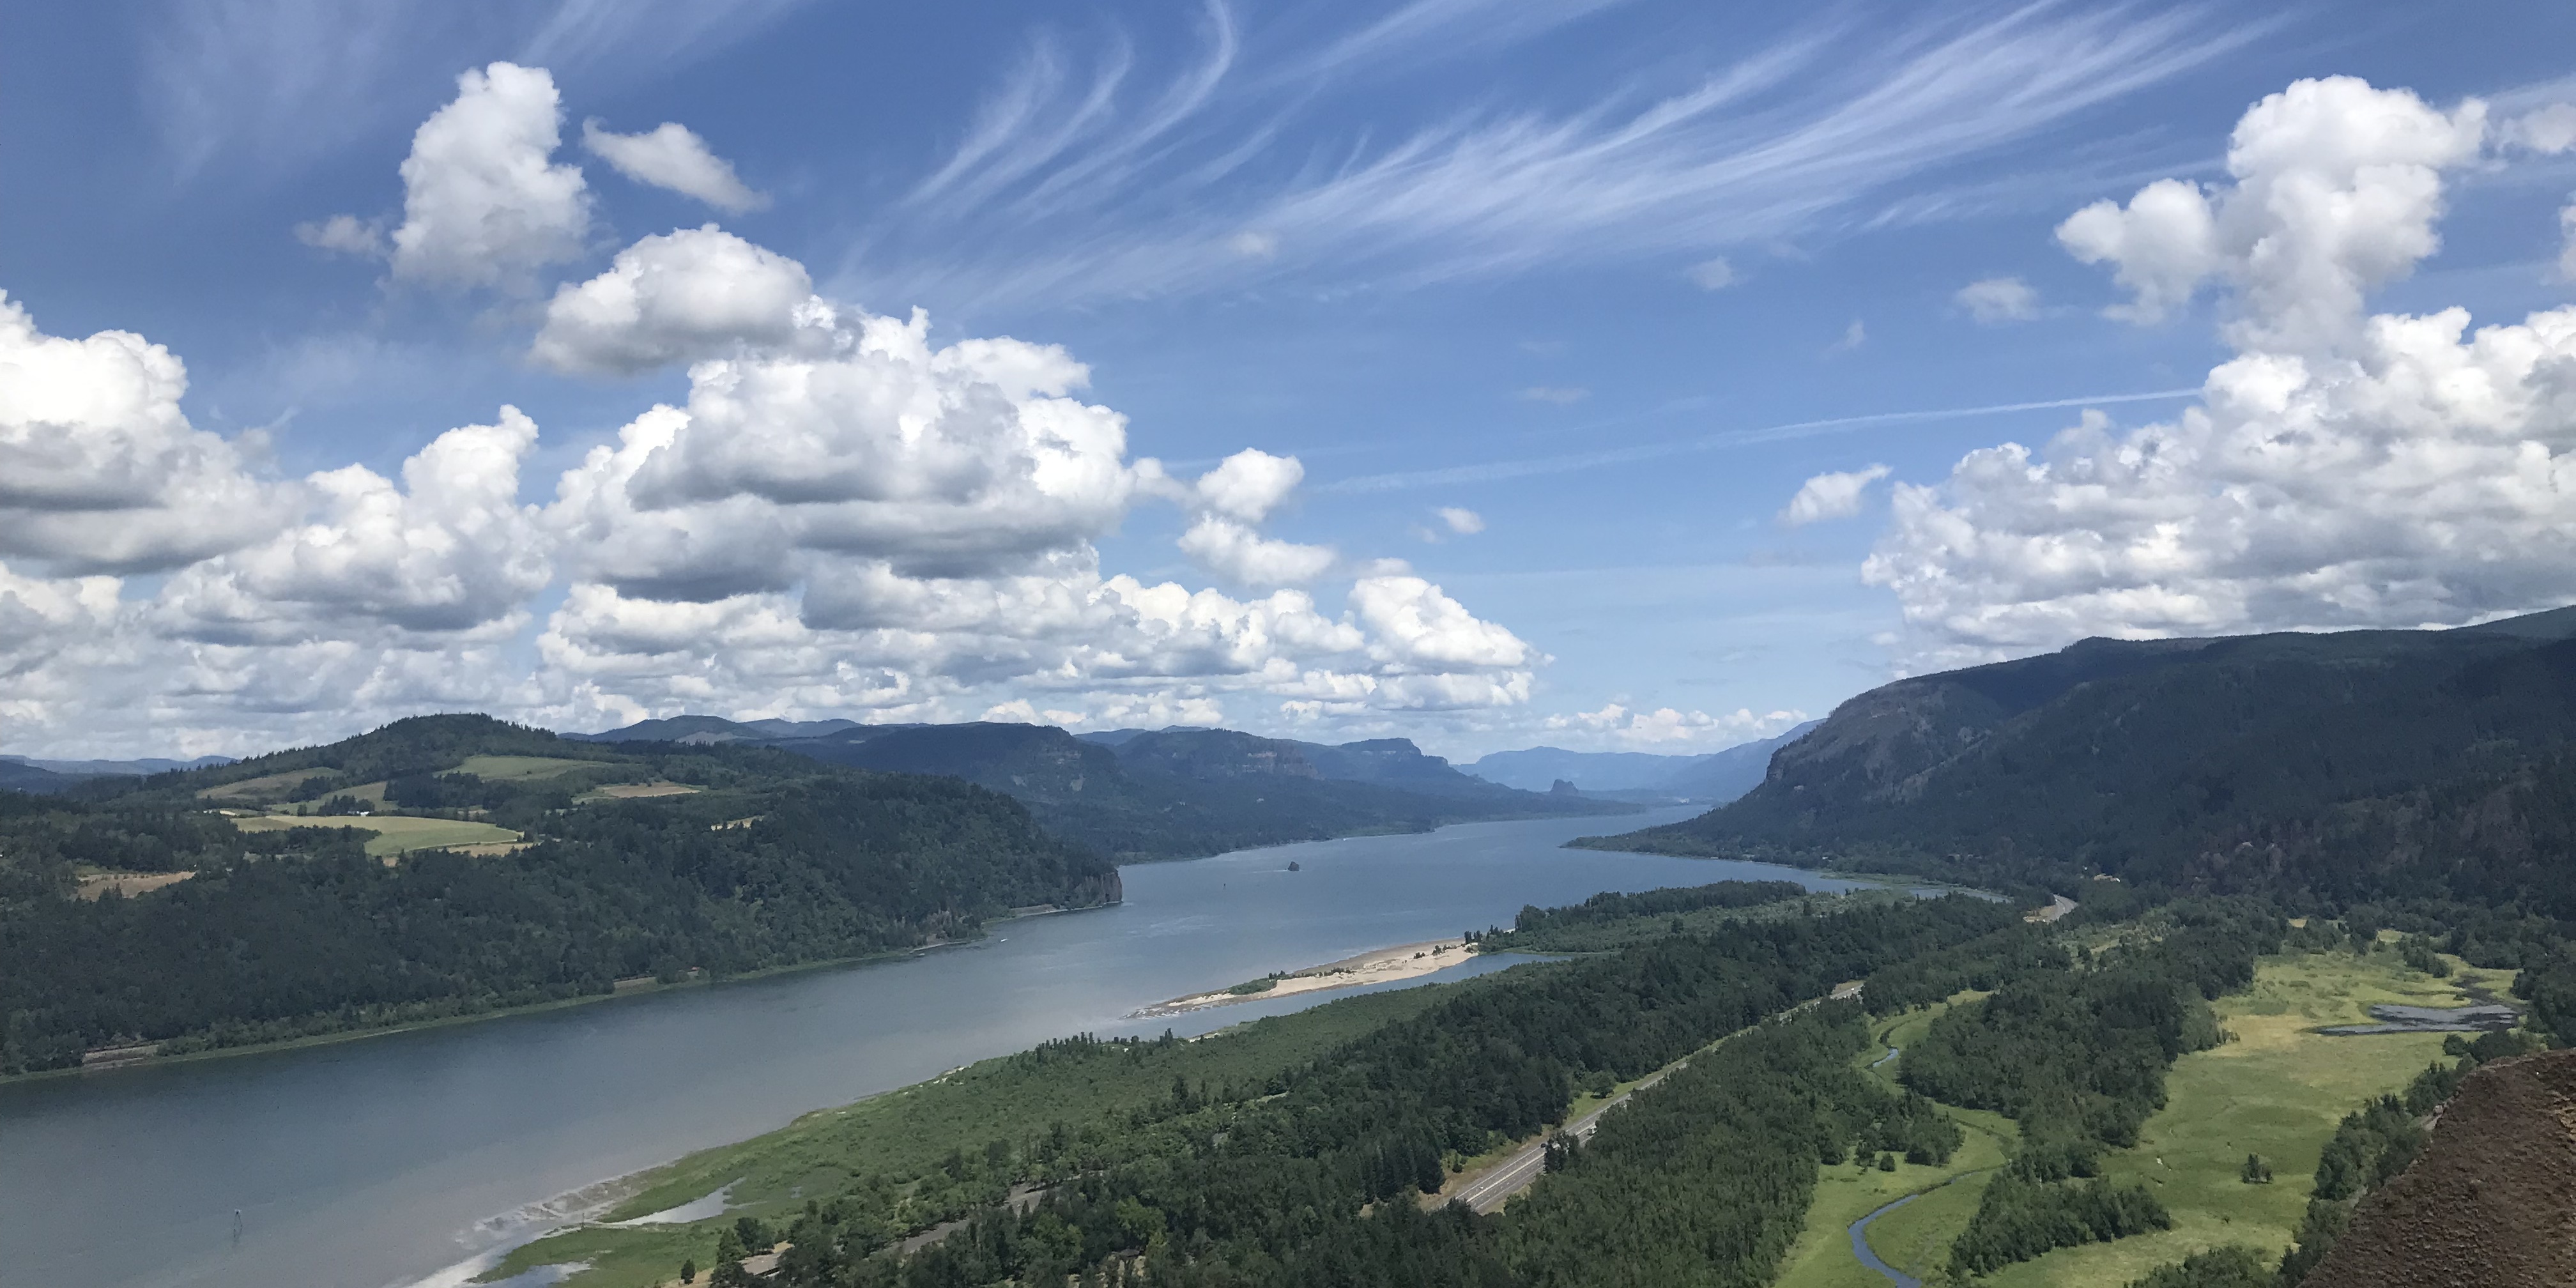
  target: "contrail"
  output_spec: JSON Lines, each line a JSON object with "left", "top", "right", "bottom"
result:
{"left": 1313, "top": 388, "right": 2203, "bottom": 494}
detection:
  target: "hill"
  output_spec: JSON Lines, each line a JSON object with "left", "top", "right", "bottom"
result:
{"left": 0, "top": 760, "right": 85, "bottom": 794}
{"left": 0, "top": 715, "right": 1117, "bottom": 1073}
{"left": 1466, "top": 723, "right": 1820, "bottom": 801}
{"left": 572, "top": 717, "right": 1631, "bottom": 860}
{"left": 1585, "top": 608, "right": 2576, "bottom": 912}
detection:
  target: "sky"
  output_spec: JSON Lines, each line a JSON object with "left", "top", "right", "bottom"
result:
{"left": 7, "top": 0, "right": 2576, "bottom": 761}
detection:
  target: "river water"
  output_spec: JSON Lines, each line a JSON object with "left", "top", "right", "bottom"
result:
{"left": 0, "top": 808, "right": 1873, "bottom": 1288}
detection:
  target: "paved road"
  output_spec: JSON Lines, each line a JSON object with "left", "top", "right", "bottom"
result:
{"left": 1443, "top": 986, "right": 1865, "bottom": 1214}
{"left": 1447, "top": 1064, "right": 1682, "bottom": 1213}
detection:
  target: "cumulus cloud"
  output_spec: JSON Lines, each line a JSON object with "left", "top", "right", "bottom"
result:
{"left": 158, "top": 408, "right": 551, "bottom": 639}
{"left": 1191, "top": 449, "right": 1303, "bottom": 524}
{"left": 0, "top": 71, "right": 1555, "bottom": 753}
{"left": 388, "top": 63, "right": 592, "bottom": 289}
{"left": 2057, "top": 76, "right": 2485, "bottom": 351}
{"left": 1178, "top": 517, "right": 1337, "bottom": 586}
{"left": 1436, "top": 507, "right": 1484, "bottom": 535}
{"left": 531, "top": 226, "right": 821, "bottom": 375}
{"left": 1685, "top": 257, "right": 1736, "bottom": 290}
{"left": 0, "top": 293, "right": 290, "bottom": 574}
{"left": 1867, "top": 76, "right": 2576, "bottom": 668}
{"left": 581, "top": 119, "right": 768, "bottom": 213}
{"left": 1956, "top": 276, "right": 2039, "bottom": 323}
{"left": 1779, "top": 464, "right": 1890, "bottom": 526}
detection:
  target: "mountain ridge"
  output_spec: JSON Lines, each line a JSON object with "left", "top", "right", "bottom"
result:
{"left": 1586, "top": 607, "right": 2576, "bottom": 911}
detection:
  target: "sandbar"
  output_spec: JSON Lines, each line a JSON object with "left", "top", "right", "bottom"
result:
{"left": 1131, "top": 938, "right": 1471, "bottom": 1018}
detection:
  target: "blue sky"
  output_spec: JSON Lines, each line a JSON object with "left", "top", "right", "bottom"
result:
{"left": 6, "top": 0, "right": 2576, "bottom": 758}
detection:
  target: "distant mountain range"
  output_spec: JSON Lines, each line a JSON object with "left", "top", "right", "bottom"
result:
{"left": 576, "top": 717, "right": 1632, "bottom": 859}
{"left": 0, "top": 754, "right": 234, "bottom": 793}
{"left": 1587, "top": 605, "right": 2576, "bottom": 912}
{"left": 1464, "top": 723, "right": 1820, "bottom": 802}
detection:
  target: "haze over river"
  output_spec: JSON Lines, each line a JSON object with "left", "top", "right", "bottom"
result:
{"left": 0, "top": 808, "right": 1877, "bottom": 1288}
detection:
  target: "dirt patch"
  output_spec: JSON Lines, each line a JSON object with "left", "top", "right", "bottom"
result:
{"left": 74, "top": 871, "right": 195, "bottom": 900}
{"left": 2305, "top": 1048, "right": 2576, "bottom": 1287}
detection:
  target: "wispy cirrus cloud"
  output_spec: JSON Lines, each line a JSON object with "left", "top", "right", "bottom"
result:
{"left": 845, "top": 3, "right": 2257, "bottom": 310}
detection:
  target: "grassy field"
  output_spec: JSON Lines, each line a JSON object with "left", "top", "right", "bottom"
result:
{"left": 1842, "top": 947, "right": 2499, "bottom": 1288}
{"left": 455, "top": 754, "right": 605, "bottom": 780}
{"left": 196, "top": 767, "right": 337, "bottom": 802}
{"left": 488, "top": 983, "right": 1462, "bottom": 1287}
{"left": 1773, "top": 995, "right": 2016, "bottom": 1288}
{"left": 232, "top": 813, "right": 522, "bottom": 857}
{"left": 577, "top": 781, "right": 702, "bottom": 802}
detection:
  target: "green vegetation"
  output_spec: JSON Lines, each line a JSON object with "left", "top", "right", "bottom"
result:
{"left": 1468, "top": 878, "right": 1818, "bottom": 953}
{"left": 783, "top": 721, "right": 1632, "bottom": 861}
{"left": 1583, "top": 606, "right": 2576, "bottom": 917}
{"left": 519, "top": 894, "right": 2020, "bottom": 1288}
{"left": 0, "top": 716, "right": 1118, "bottom": 1073}
{"left": 494, "top": 986, "right": 1460, "bottom": 1286}
{"left": 231, "top": 813, "right": 522, "bottom": 857}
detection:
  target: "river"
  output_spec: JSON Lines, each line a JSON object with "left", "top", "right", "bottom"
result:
{"left": 0, "top": 808, "right": 1875, "bottom": 1288}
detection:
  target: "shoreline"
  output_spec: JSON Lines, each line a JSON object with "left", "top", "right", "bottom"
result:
{"left": 0, "top": 901, "right": 1113, "bottom": 1088}
{"left": 1130, "top": 938, "right": 1473, "bottom": 1018}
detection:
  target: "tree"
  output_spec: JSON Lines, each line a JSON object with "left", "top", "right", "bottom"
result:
{"left": 1878, "top": 1152, "right": 1897, "bottom": 1172}
{"left": 678, "top": 1258, "right": 696, "bottom": 1284}
{"left": 2239, "top": 1153, "right": 2272, "bottom": 1184}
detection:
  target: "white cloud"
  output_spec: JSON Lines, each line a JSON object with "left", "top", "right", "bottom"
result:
{"left": 1832, "top": 320, "right": 1866, "bottom": 351}
{"left": 1867, "top": 76, "right": 2576, "bottom": 668}
{"left": 294, "top": 214, "right": 387, "bottom": 257}
{"left": 157, "top": 408, "right": 551, "bottom": 639}
{"left": 2, "top": 132, "right": 1560, "bottom": 751}
{"left": 0, "top": 293, "right": 291, "bottom": 575}
{"left": 1955, "top": 276, "right": 2038, "bottom": 323}
{"left": 2561, "top": 201, "right": 2576, "bottom": 282}
{"left": 2501, "top": 103, "right": 2576, "bottom": 155}
{"left": 1192, "top": 448, "right": 1304, "bottom": 523}
{"left": 581, "top": 119, "right": 768, "bottom": 213}
{"left": 1177, "top": 516, "right": 1337, "bottom": 586}
{"left": 1227, "top": 231, "right": 1279, "bottom": 259}
{"left": 1779, "top": 464, "right": 1890, "bottom": 526}
{"left": 388, "top": 63, "right": 592, "bottom": 290}
{"left": 1517, "top": 385, "right": 1588, "bottom": 404}
{"left": 1436, "top": 507, "right": 1485, "bottom": 535}
{"left": 1542, "top": 702, "right": 1808, "bottom": 749}
{"left": 2055, "top": 76, "right": 2485, "bottom": 351}
{"left": 531, "top": 225, "right": 822, "bottom": 375}
{"left": 1685, "top": 257, "right": 1735, "bottom": 290}
{"left": 887, "top": 4, "right": 2248, "bottom": 310}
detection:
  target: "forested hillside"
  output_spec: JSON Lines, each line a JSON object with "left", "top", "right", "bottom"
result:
{"left": 665, "top": 720, "right": 1627, "bottom": 859}
{"left": 1590, "top": 608, "right": 2576, "bottom": 912}
{"left": 0, "top": 716, "right": 1117, "bottom": 1073}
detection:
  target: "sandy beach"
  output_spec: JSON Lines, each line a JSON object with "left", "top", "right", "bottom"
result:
{"left": 1130, "top": 938, "right": 1472, "bottom": 1018}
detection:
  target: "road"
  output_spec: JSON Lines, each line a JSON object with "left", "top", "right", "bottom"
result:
{"left": 1442, "top": 984, "right": 1866, "bottom": 1214}
{"left": 1447, "top": 1066, "right": 1673, "bottom": 1213}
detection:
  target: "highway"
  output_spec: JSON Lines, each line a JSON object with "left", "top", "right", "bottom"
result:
{"left": 1446, "top": 1062, "right": 1682, "bottom": 1213}
{"left": 1443, "top": 983, "right": 1865, "bottom": 1214}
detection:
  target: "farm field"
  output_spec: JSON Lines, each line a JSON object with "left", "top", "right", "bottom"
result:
{"left": 231, "top": 813, "right": 523, "bottom": 858}
{"left": 454, "top": 755, "right": 605, "bottom": 780}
